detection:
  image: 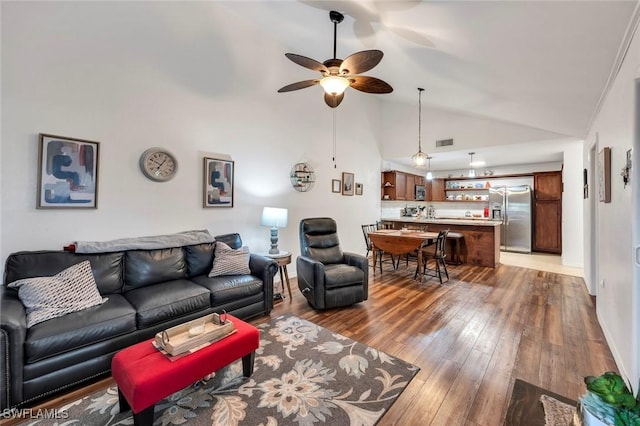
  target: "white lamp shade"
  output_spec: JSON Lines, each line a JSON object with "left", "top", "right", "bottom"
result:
{"left": 261, "top": 207, "right": 288, "bottom": 228}
{"left": 319, "top": 76, "right": 350, "bottom": 95}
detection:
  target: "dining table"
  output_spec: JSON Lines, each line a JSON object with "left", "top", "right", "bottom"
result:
{"left": 367, "top": 229, "right": 439, "bottom": 274}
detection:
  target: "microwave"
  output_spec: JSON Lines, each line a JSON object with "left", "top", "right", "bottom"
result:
{"left": 415, "top": 185, "right": 426, "bottom": 200}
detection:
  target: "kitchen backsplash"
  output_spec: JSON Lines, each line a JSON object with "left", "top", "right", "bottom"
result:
{"left": 381, "top": 201, "right": 486, "bottom": 219}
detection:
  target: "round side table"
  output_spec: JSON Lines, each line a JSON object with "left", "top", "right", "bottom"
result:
{"left": 261, "top": 251, "right": 292, "bottom": 300}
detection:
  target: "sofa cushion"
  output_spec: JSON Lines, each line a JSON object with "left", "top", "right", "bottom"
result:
{"left": 324, "top": 264, "right": 365, "bottom": 289}
{"left": 190, "top": 274, "right": 263, "bottom": 305}
{"left": 8, "top": 261, "right": 107, "bottom": 328}
{"left": 24, "top": 294, "right": 136, "bottom": 364}
{"left": 124, "top": 248, "right": 187, "bottom": 291}
{"left": 124, "top": 280, "right": 210, "bottom": 329}
{"left": 214, "top": 233, "right": 242, "bottom": 249}
{"left": 184, "top": 243, "right": 215, "bottom": 277}
{"left": 4, "top": 251, "right": 124, "bottom": 295}
{"left": 208, "top": 242, "right": 250, "bottom": 277}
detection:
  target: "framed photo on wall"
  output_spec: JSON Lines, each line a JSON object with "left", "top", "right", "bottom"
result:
{"left": 355, "top": 183, "right": 363, "bottom": 195}
{"left": 203, "top": 157, "right": 234, "bottom": 207}
{"left": 37, "top": 133, "right": 99, "bottom": 209}
{"left": 331, "top": 179, "right": 341, "bottom": 193}
{"left": 598, "top": 147, "right": 611, "bottom": 203}
{"left": 342, "top": 172, "right": 354, "bottom": 196}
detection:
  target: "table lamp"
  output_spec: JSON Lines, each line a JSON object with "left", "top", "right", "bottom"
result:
{"left": 261, "top": 207, "right": 288, "bottom": 254}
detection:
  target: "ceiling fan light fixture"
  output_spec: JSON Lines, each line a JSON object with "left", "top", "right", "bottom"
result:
{"left": 278, "top": 10, "right": 392, "bottom": 108}
{"left": 320, "top": 76, "right": 350, "bottom": 95}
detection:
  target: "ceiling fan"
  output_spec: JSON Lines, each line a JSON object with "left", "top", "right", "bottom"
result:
{"left": 277, "top": 10, "right": 393, "bottom": 108}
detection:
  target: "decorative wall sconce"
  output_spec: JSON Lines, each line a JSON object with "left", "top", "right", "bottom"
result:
{"left": 621, "top": 149, "right": 632, "bottom": 188}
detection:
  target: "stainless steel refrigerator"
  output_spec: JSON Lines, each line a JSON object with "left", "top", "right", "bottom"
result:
{"left": 489, "top": 185, "right": 532, "bottom": 253}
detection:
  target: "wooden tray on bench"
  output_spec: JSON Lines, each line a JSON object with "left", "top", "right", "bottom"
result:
{"left": 154, "top": 313, "right": 235, "bottom": 356}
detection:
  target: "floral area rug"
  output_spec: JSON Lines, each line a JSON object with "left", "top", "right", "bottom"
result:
{"left": 20, "top": 314, "right": 419, "bottom": 426}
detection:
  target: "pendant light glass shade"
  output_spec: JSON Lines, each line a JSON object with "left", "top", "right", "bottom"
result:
{"left": 426, "top": 156, "right": 433, "bottom": 180}
{"left": 412, "top": 150, "right": 428, "bottom": 166}
{"left": 412, "top": 87, "right": 428, "bottom": 167}
{"left": 468, "top": 152, "right": 476, "bottom": 177}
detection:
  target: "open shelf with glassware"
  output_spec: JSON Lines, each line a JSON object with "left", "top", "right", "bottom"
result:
{"left": 444, "top": 179, "right": 491, "bottom": 202}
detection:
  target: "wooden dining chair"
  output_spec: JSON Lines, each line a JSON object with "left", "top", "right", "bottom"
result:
{"left": 361, "top": 224, "right": 377, "bottom": 258}
{"left": 366, "top": 222, "right": 397, "bottom": 273}
{"left": 415, "top": 229, "right": 450, "bottom": 284}
{"left": 403, "top": 224, "right": 428, "bottom": 267}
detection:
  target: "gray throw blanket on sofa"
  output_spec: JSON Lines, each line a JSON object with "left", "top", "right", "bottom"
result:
{"left": 73, "top": 230, "right": 215, "bottom": 253}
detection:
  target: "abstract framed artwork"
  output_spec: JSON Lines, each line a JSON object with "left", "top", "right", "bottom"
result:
{"left": 598, "top": 147, "right": 611, "bottom": 203}
{"left": 331, "top": 179, "right": 341, "bottom": 193}
{"left": 203, "top": 157, "right": 234, "bottom": 207}
{"left": 37, "top": 133, "right": 99, "bottom": 209}
{"left": 342, "top": 172, "right": 354, "bottom": 196}
{"left": 355, "top": 183, "right": 363, "bottom": 195}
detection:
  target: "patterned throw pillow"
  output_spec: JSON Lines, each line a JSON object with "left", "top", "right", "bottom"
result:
{"left": 7, "top": 260, "right": 107, "bottom": 328}
{"left": 208, "top": 241, "right": 251, "bottom": 277}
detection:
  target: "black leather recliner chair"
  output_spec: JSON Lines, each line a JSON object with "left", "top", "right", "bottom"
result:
{"left": 297, "top": 218, "right": 368, "bottom": 309}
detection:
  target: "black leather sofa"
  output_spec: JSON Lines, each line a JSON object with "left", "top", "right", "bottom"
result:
{"left": 0, "top": 233, "right": 278, "bottom": 410}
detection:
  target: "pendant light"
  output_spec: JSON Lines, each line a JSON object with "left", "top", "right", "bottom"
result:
{"left": 426, "top": 155, "right": 433, "bottom": 180}
{"left": 411, "top": 88, "right": 428, "bottom": 167}
{"left": 468, "top": 152, "right": 476, "bottom": 177}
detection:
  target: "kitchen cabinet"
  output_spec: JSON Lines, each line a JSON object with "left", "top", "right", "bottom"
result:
{"left": 533, "top": 200, "right": 562, "bottom": 253}
{"left": 533, "top": 171, "right": 562, "bottom": 253}
{"left": 430, "top": 178, "right": 446, "bottom": 201}
{"left": 381, "top": 171, "right": 426, "bottom": 201}
{"left": 534, "top": 172, "right": 562, "bottom": 200}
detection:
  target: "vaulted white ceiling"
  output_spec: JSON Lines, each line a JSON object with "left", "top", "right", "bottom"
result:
{"left": 224, "top": 0, "right": 639, "bottom": 171}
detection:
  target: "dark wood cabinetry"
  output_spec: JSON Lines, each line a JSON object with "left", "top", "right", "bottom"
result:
{"left": 430, "top": 178, "right": 446, "bottom": 201}
{"left": 534, "top": 172, "right": 562, "bottom": 200}
{"left": 533, "top": 171, "right": 562, "bottom": 254}
{"left": 381, "top": 171, "right": 426, "bottom": 201}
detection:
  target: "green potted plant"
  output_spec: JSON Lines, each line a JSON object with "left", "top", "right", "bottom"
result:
{"left": 578, "top": 371, "right": 640, "bottom": 426}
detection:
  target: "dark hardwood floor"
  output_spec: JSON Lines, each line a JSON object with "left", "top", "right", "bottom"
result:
{"left": 2, "top": 260, "right": 616, "bottom": 426}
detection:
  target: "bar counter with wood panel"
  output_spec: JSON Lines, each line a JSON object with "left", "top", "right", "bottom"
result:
{"left": 380, "top": 217, "right": 502, "bottom": 267}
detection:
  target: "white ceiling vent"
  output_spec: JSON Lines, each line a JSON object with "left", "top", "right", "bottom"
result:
{"left": 436, "top": 138, "right": 454, "bottom": 147}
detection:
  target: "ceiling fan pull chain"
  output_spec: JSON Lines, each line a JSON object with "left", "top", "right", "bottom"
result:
{"left": 333, "top": 109, "right": 337, "bottom": 168}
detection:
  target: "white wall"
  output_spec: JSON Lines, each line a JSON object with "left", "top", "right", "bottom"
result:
{"left": 583, "top": 18, "right": 640, "bottom": 387}
{"left": 0, "top": 2, "right": 383, "bottom": 277}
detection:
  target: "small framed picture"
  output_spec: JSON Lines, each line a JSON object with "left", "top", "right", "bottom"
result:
{"left": 331, "top": 179, "right": 341, "bottom": 193}
{"left": 203, "top": 157, "right": 234, "bottom": 207}
{"left": 342, "top": 172, "right": 354, "bottom": 196}
{"left": 37, "top": 133, "right": 99, "bottom": 209}
{"left": 598, "top": 147, "right": 611, "bottom": 203}
{"left": 355, "top": 183, "right": 363, "bottom": 195}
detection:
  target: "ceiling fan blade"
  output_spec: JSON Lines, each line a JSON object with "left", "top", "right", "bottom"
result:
{"left": 339, "top": 50, "right": 383, "bottom": 75}
{"left": 278, "top": 80, "right": 320, "bottom": 93}
{"left": 349, "top": 76, "right": 393, "bottom": 94}
{"left": 324, "top": 92, "right": 344, "bottom": 108}
{"left": 285, "top": 53, "right": 329, "bottom": 74}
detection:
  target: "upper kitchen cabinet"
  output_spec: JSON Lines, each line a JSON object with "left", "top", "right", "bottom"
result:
{"left": 429, "top": 178, "right": 446, "bottom": 201}
{"left": 534, "top": 171, "right": 562, "bottom": 200}
{"left": 381, "top": 171, "right": 425, "bottom": 201}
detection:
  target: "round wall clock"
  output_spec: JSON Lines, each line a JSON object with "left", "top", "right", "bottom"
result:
{"left": 139, "top": 148, "right": 178, "bottom": 182}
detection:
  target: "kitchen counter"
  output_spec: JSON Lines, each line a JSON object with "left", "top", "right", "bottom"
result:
{"left": 379, "top": 217, "right": 501, "bottom": 267}
{"left": 382, "top": 217, "right": 502, "bottom": 227}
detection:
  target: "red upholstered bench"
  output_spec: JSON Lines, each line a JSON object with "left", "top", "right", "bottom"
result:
{"left": 111, "top": 314, "right": 259, "bottom": 426}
